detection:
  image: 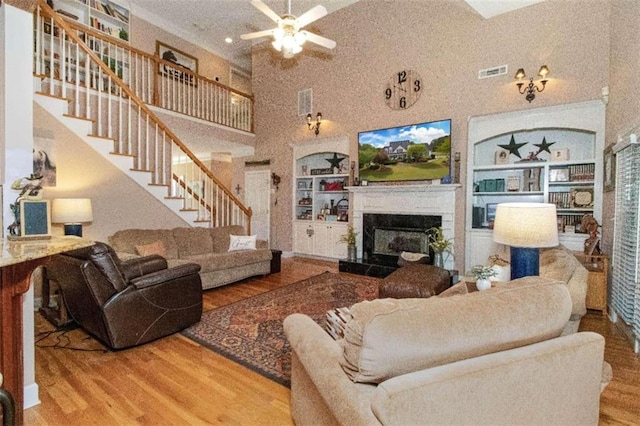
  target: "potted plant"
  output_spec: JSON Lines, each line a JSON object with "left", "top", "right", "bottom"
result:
{"left": 339, "top": 224, "right": 358, "bottom": 261}
{"left": 427, "top": 227, "right": 453, "bottom": 268}
{"left": 470, "top": 265, "right": 498, "bottom": 291}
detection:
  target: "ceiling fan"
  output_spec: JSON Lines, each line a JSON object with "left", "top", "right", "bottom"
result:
{"left": 240, "top": 0, "right": 337, "bottom": 58}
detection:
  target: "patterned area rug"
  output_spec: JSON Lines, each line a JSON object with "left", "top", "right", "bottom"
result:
{"left": 181, "top": 272, "right": 380, "bottom": 387}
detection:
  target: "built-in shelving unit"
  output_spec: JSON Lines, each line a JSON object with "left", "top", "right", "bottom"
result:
{"left": 291, "top": 136, "right": 351, "bottom": 260}
{"left": 465, "top": 101, "right": 605, "bottom": 271}
{"left": 54, "top": 0, "right": 130, "bottom": 42}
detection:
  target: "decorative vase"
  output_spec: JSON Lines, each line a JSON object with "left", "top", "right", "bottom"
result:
{"left": 347, "top": 244, "right": 357, "bottom": 262}
{"left": 433, "top": 251, "right": 444, "bottom": 269}
{"left": 476, "top": 278, "right": 492, "bottom": 291}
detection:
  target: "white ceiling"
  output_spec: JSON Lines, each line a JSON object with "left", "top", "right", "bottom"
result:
{"left": 128, "top": 0, "right": 545, "bottom": 72}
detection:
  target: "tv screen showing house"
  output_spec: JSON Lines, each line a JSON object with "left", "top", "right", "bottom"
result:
{"left": 358, "top": 119, "right": 451, "bottom": 183}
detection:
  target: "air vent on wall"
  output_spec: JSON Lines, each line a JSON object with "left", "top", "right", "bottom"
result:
{"left": 298, "top": 88, "right": 312, "bottom": 116}
{"left": 478, "top": 65, "right": 508, "bottom": 79}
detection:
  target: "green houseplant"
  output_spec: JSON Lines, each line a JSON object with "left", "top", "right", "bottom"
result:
{"left": 339, "top": 224, "right": 358, "bottom": 261}
{"left": 427, "top": 227, "right": 453, "bottom": 268}
{"left": 470, "top": 265, "right": 498, "bottom": 291}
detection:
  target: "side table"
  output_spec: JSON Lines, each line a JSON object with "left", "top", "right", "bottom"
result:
{"left": 270, "top": 249, "right": 282, "bottom": 274}
{"left": 574, "top": 252, "right": 608, "bottom": 314}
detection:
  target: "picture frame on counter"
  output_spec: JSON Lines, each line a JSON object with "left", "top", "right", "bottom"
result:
{"left": 549, "top": 167, "right": 570, "bottom": 182}
{"left": 495, "top": 148, "right": 510, "bottom": 165}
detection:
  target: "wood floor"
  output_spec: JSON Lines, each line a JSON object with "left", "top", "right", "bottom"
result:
{"left": 24, "top": 257, "right": 640, "bottom": 425}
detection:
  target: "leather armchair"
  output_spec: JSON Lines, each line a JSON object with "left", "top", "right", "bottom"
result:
{"left": 45, "top": 242, "right": 203, "bottom": 350}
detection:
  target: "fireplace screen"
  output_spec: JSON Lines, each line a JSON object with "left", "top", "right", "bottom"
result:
{"left": 374, "top": 227, "right": 429, "bottom": 256}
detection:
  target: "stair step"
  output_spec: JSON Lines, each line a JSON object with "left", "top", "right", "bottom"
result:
{"left": 88, "top": 133, "right": 116, "bottom": 141}
{"left": 131, "top": 168, "right": 152, "bottom": 173}
{"left": 35, "top": 91, "right": 72, "bottom": 102}
{"left": 64, "top": 113, "right": 93, "bottom": 123}
{"left": 109, "top": 151, "right": 135, "bottom": 157}
{"left": 181, "top": 208, "right": 198, "bottom": 212}
{"left": 165, "top": 196, "right": 185, "bottom": 200}
{"left": 148, "top": 183, "right": 170, "bottom": 187}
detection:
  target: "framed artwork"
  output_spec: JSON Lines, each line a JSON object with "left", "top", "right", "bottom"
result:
{"left": 495, "top": 148, "right": 510, "bottom": 165}
{"left": 486, "top": 203, "right": 498, "bottom": 223}
{"left": 20, "top": 200, "right": 51, "bottom": 238}
{"left": 603, "top": 145, "right": 616, "bottom": 192}
{"left": 33, "top": 137, "right": 57, "bottom": 187}
{"left": 549, "top": 167, "right": 570, "bottom": 182}
{"left": 550, "top": 148, "right": 570, "bottom": 162}
{"left": 156, "top": 41, "right": 198, "bottom": 85}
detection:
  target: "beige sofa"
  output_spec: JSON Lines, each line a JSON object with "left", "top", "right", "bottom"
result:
{"left": 109, "top": 226, "right": 272, "bottom": 290}
{"left": 284, "top": 277, "right": 605, "bottom": 425}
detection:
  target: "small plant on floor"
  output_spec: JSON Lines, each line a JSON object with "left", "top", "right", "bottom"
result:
{"left": 470, "top": 265, "right": 498, "bottom": 280}
{"left": 339, "top": 224, "right": 358, "bottom": 245}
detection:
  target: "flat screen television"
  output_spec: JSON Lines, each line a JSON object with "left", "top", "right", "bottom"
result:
{"left": 358, "top": 119, "right": 451, "bottom": 183}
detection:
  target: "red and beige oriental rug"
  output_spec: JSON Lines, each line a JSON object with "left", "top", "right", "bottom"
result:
{"left": 181, "top": 272, "right": 380, "bottom": 387}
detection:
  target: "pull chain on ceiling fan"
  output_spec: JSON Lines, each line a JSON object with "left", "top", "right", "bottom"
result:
{"left": 240, "top": 0, "right": 336, "bottom": 58}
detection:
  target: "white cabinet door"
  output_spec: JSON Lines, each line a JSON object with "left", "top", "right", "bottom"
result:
{"left": 328, "top": 223, "right": 348, "bottom": 259}
{"left": 311, "top": 223, "right": 330, "bottom": 256}
{"left": 293, "top": 222, "right": 314, "bottom": 255}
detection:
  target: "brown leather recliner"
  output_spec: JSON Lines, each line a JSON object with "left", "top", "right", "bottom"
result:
{"left": 45, "top": 242, "right": 203, "bottom": 350}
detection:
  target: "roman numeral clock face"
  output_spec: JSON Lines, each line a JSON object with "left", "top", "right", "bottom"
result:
{"left": 384, "top": 69, "right": 423, "bottom": 110}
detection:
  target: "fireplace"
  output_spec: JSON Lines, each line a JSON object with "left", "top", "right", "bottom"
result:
{"left": 363, "top": 213, "right": 441, "bottom": 267}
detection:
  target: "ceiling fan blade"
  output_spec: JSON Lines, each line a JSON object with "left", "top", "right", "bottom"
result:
{"left": 240, "top": 28, "right": 276, "bottom": 40}
{"left": 300, "top": 30, "right": 336, "bottom": 49}
{"left": 250, "top": 0, "right": 281, "bottom": 23}
{"left": 296, "top": 5, "right": 327, "bottom": 28}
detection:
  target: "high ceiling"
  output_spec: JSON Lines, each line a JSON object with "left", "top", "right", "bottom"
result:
{"left": 127, "top": 0, "right": 545, "bottom": 72}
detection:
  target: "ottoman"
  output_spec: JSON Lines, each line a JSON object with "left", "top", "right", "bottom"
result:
{"left": 379, "top": 263, "right": 451, "bottom": 298}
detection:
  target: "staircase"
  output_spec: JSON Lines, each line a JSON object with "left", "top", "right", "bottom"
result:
{"left": 33, "top": 0, "right": 253, "bottom": 231}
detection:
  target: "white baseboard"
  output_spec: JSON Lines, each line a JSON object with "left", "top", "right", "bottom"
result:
{"left": 24, "top": 383, "right": 40, "bottom": 409}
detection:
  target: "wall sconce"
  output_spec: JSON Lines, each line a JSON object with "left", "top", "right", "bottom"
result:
{"left": 306, "top": 112, "right": 322, "bottom": 136}
{"left": 514, "top": 65, "right": 550, "bottom": 103}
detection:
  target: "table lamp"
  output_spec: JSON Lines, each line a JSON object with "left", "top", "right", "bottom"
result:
{"left": 493, "top": 202, "right": 558, "bottom": 279}
{"left": 52, "top": 198, "right": 93, "bottom": 237}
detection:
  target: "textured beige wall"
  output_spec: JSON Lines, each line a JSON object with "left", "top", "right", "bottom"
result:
{"left": 602, "top": 0, "right": 640, "bottom": 256}
{"left": 250, "top": 0, "right": 610, "bottom": 268}
{"left": 33, "top": 103, "right": 188, "bottom": 244}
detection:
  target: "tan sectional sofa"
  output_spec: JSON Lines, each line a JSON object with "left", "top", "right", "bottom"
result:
{"left": 109, "top": 226, "right": 272, "bottom": 290}
{"left": 284, "top": 277, "right": 605, "bottom": 425}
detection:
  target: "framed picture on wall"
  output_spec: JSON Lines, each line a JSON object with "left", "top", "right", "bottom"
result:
{"left": 603, "top": 145, "right": 616, "bottom": 192}
{"left": 156, "top": 41, "right": 198, "bottom": 85}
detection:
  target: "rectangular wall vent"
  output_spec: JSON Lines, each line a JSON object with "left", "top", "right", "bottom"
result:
{"left": 298, "top": 89, "right": 312, "bottom": 116}
{"left": 478, "top": 65, "right": 508, "bottom": 79}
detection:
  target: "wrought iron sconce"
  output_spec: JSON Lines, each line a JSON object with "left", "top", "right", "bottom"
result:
{"left": 514, "top": 65, "right": 550, "bottom": 103}
{"left": 306, "top": 112, "right": 322, "bottom": 136}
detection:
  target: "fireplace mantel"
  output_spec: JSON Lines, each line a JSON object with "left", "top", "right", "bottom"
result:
{"left": 349, "top": 184, "right": 460, "bottom": 270}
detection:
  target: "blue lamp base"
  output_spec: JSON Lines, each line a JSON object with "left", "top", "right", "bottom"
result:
{"left": 63, "top": 223, "right": 83, "bottom": 237}
{"left": 510, "top": 247, "right": 540, "bottom": 280}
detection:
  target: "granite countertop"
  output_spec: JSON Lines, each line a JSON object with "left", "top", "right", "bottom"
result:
{"left": 0, "top": 236, "right": 93, "bottom": 268}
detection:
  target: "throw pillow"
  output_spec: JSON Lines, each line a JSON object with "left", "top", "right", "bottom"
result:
{"left": 228, "top": 234, "right": 257, "bottom": 251}
{"left": 135, "top": 240, "right": 168, "bottom": 258}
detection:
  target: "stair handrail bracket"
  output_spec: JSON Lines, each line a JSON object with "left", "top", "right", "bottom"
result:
{"left": 34, "top": 0, "right": 252, "bottom": 231}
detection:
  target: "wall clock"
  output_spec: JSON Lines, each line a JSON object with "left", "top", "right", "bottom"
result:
{"left": 384, "top": 69, "right": 423, "bottom": 110}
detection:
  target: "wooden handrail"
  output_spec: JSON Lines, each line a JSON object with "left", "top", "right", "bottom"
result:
{"left": 37, "top": 0, "right": 252, "bottom": 225}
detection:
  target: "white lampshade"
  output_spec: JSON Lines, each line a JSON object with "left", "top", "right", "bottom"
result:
{"left": 52, "top": 198, "right": 93, "bottom": 224}
{"left": 493, "top": 203, "right": 558, "bottom": 248}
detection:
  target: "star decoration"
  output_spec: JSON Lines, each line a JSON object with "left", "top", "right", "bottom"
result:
{"left": 534, "top": 137, "right": 555, "bottom": 154}
{"left": 326, "top": 153, "right": 345, "bottom": 170}
{"left": 498, "top": 135, "right": 527, "bottom": 159}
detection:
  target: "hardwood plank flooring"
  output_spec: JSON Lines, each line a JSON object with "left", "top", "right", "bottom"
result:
{"left": 23, "top": 257, "right": 640, "bottom": 425}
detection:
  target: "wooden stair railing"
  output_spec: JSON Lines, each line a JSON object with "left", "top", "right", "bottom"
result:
{"left": 34, "top": 0, "right": 252, "bottom": 232}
